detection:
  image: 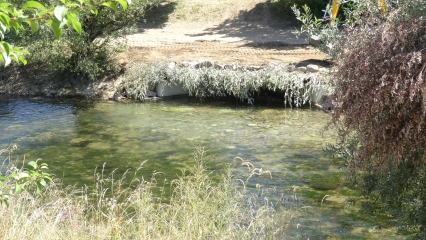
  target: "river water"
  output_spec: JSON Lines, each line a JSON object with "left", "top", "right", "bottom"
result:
{"left": 0, "top": 97, "right": 406, "bottom": 239}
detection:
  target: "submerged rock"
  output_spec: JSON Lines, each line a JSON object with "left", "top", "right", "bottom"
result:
{"left": 70, "top": 138, "right": 90, "bottom": 146}
{"left": 87, "top": 142, "right": 111, "bottom": 150}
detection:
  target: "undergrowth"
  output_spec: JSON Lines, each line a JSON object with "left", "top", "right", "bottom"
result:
{"left": 120, "top": 60, "right": 331, "bottom": 107}
{"left": 0, "top": 146, "right": 317, "bottom": 239}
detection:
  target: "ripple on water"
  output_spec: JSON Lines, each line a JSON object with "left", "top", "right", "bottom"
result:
{"left": 0, "top": 98, "right": 407, "bottom": 239}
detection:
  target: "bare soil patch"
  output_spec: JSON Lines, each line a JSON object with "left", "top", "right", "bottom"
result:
{"left": 119, "top": 41, "right": 325, "bottom": 67}
{"left": 118, "top": 0, "right": 331, "bottom": 67}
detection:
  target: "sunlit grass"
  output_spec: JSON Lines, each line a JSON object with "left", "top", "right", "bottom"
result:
{"left": 0, "top": 146, "right": 312, "bottom": 239}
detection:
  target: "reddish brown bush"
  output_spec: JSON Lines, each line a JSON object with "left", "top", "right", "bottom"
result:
{"left": 328, "top": 13, "right": 426, "bottom": 172}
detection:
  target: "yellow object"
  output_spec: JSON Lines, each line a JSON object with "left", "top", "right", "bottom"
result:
{"left": 329, "top": 0, "right": 387, "bottom": 20}
{"left": 378, "top": 0, "right": 387, "bottom": 13}
{"left": 331, "top": 0, "right": 340, "bottom": 19}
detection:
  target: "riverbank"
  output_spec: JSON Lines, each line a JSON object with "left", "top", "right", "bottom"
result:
{"left": 0, "top": 0, "right": 333, "bottom": 104}
{"left": 0, "top": 59, "right": 333, "bottom": 111}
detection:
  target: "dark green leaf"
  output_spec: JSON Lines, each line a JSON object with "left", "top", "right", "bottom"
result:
{"left": 89, "top": 7, "right": 98, "bottom": 16}
{"left": 47, "top": 20, "right": 63, "bottom": 39}
{"left": 1, "top": 41, "right": 9, "bottom": 55}
{"left": 10, "top": 52, "right": 18, "bottom": 63}
{"left": 67, "top": 13, "right": 81, "bottom": 34}
{"left": 9, "top": 20, "right": 18, "bottom": 35}
{"left": 36, "top": 181, "right": 42, "bottom": 194}
{"left": 70, "top": 10, "right": 79, "bottom": 20}
{"left": 28, "top": 20, "right": 37, "bottom": 34}
{"left": 0, "top": 13, "right": 10, "bottom": 26}
{"left": 18, "top": 55, "right": 27, "bottom": 65}
{"left": 3, "top": 199, "right": 9, "bottom": 208}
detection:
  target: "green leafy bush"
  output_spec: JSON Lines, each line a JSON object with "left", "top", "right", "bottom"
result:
{"left": 0, "top": 146, "right": 51, "bottom": 207}
{"left": 8, "top": 0, "right": 161, "bottom": 81}
{"left": 361, "top": 153, "right": 426, "bottom": 237}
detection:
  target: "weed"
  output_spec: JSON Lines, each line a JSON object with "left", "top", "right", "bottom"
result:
{"left": 0, "top": 146, "right": 315, "bottom": 239}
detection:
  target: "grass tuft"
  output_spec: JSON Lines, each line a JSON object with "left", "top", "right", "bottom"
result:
{"left": 0, "top": 146, "right": 317, "bottom": 239}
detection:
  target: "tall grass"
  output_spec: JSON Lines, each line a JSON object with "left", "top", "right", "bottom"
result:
{"left": 120, "top": 60, "right": 331, "bottom": 107}
{"left": 0, "top": 147, "right": 315, "bottom": 239}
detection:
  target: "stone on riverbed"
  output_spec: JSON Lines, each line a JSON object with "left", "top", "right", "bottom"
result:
{"left": 70, "top": 138, "right": 90, "bottom": 146}
{"left": 87, "top": 142, "right": 111, "bottom": 150}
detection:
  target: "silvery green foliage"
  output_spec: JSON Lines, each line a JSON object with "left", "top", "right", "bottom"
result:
{"left": 292, "top": 0, "right": 426, "bottom": 59}
{"left": 121, "top": 60, "right": 331, "bottom": 107}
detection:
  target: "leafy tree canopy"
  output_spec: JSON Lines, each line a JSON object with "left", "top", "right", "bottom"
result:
{"left": 0, "top": 0, "right": 133, "bottom": 67}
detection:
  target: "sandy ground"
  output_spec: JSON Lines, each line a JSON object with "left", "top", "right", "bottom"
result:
{"left": 118, "top": 1, "right": 330, "bottom": 67}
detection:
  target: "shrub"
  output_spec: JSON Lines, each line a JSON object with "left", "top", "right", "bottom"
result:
{"left": 293, "top": 0, "right": 426, "bottom": 233}
{"left": 321, "top": 5, "right": 426, "bottom": 235}
{"left": 328, "top": 14, "right": 426, "bottom": 173}
{"left": 7, "top": 0, "right": 161, "bottom": 81}
{"left": 120, "top": 60, "right": 331, "bottom": 106}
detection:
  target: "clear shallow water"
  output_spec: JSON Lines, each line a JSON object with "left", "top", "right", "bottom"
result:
{"left": 0, "top": 97, "right": 406, "bottom": 239}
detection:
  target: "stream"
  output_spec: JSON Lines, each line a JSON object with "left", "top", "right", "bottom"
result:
{"left": 0, "top": 97, "right": 406, "bottom": 239}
